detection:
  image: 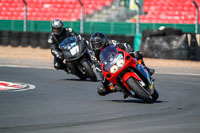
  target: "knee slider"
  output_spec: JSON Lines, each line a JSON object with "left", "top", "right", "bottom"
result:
{"left": 97, "top": 89, "right": 107, "bottom": 96}
{"left": 54, "top": 62, "right": 65, "bottom": 69}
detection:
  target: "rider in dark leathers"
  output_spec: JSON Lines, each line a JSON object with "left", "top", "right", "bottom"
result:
{"left": 89, "top": 32, "right": 155, "bottom": 97}
{"left": 48, "top": 19, "right": 78, "bottom": 70}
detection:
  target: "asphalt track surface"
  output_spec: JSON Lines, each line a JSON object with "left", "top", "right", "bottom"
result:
{"left": 0, "top": 66, "right": 200, "bottom": 133}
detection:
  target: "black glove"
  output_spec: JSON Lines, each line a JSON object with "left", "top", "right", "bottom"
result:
{"left": 56, "top": 52, "right": 64, "bottom": 60}
{"left": 77, "top": 34, "right": 82, "bottom": 40}
{"left": 128, "top": 51, "right": 135, "bottom": 58}
{"left": 134, "top": 51, "right": 143, "bottom": 60}
{"left": 94, "top": 61, "right": 102, "bottom": 73}
{"left": 51, "top": 49, "right": 64, "bottom": 60}
{"left": 117, "top": 44, "right": 125, "bottom": 50}
{"left": 129, "top": 51, "right": 143, "bottom": 60}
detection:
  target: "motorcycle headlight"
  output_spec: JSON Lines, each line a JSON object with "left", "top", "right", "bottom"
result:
{"left": 110, "top": 65, "right": 118, "bottom": 73}
{"left": 116, "top": 59, "right": 125, "bottom": 68}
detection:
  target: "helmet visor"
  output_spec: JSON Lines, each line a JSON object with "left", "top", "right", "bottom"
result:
{"left": 52, "top": 27, "right": 63, "bottom": 35}
{"left": 92, "top": 43, "right": 102, "bottom": 49}
{"left": 90, "top": 36, "right": 105, "bottom": 50}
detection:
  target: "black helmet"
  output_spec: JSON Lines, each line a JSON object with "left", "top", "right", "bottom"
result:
{"left": 90, "top": 32, "right": 108, "bottom": 51}
{"left": 51, "top": 19, "right": 64, "bottom": 35}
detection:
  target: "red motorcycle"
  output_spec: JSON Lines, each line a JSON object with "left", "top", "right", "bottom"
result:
{"left": 99, "top": 45, "right": 159, "bottom": 103}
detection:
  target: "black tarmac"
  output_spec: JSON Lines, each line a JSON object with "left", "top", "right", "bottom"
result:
{"left": 0, "top": 67, "right": 200, "bottom": 133}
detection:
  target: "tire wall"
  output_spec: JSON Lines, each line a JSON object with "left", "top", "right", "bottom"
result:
{"left": 81, "top": 34, "right": 134, "bottom": 48}
{"left": 0, "top": 30, "right": 199, "bottom": 61}
{"left": 195, "top": 34, "right": 200, "bottom": 61}
{"left": 0, "top": 31, "right": 134, "bottom": 49}
{"left": 0, "top": 31, "right": 49, "bottom": 49}
{"left": 140, "top": 28, "right": 200, "bottom": 61}
{"left": 0, "top": 31, "right": 11, "bottom": 46}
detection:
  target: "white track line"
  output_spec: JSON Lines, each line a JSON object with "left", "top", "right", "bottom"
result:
{"left": 0, "top": 64, "right": 53, "bottom": 69}
{"left": 155, "top": 72, "right": 200, "bottom": 76}
{"left": 0, "top": 64, "right": 200, "bottom": 76}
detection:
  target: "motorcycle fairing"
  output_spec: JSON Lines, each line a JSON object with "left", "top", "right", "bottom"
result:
{"left": 102, "top": 53, "right": 124, "bottom": 72}
{"left": 59, "top": 36, "right": 87, "bottom": 61}
{"left": 100, "top": 45, "right": 158, "bottom": 101}
{"left": 100, "top": 45, "right": 151, "bottom": 88}
{"left": 59, "top": 36, "right": 77, "bottom": 50}
{"left": 122, "top": 72, "right": 141, "bottom": 91}
{"left": 100, "top": 46, "right": 137, "bottom": 84}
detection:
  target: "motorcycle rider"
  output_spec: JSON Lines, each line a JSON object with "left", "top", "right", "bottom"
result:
{"left": 48, "top": 19, "right": 78, "bottom": 71}
{"left": 89, "top": 32, "right": 155, "bottom": 97}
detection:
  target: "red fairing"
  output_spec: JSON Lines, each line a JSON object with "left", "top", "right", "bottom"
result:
{"left": 101, "top": 47, "right": 138, "bottom": 85}
{"left": 100, "top": 45, "right": 158, "bottom": 102}
{"left": 122, "top": 72, "right": 141, "bottom": 82}
{"left": 122, "top": 72, "right": 141, "bottom": 90}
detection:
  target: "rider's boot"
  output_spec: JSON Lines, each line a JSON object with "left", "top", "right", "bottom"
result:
{"left": 97, "top": 83, "right": 119, "bottom": 96}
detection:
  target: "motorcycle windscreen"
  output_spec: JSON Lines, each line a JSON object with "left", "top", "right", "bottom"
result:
{"left": 59, "top": 36, "right": 77, "bottom": 51}
{"left": 136, "top": 64, "right": 151, "bottom": 83}
{"left": 100, "top": 45, "right": 119, "bottom": 70}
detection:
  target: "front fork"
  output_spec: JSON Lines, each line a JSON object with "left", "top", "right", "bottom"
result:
{"left": 65, "top": 59, "right": 86, "bottom": 75}
{"left": 77, "top": 56, "right": 92, "bottom": 75}
{"left": 77, "top": 62, "right": 86, "bottom": 74}
{"left": 120, "top": 71, "right": 154, "bottom": 96}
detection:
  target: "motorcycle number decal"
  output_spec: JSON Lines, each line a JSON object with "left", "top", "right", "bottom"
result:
{"left": 70, "top": 45, "right": 79, "bottom": 55}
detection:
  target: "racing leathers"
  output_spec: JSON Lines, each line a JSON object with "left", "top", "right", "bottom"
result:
{"left": 48, "top": 28, "right": 78, "bottom": 70}
{"left": 92, "top": 40, "right": 154, "bottom": 97}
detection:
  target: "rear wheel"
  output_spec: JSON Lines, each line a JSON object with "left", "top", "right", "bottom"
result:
{"left": 126, "top": 77, "right": 153, "bottom": 103}
{"left": 80, "top": 60, "right": 97, "bottom": 81}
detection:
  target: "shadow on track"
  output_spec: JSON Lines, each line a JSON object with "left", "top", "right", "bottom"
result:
{"left": 109, "top": 99, "right": 166, "bottom": 104}
{"left": 61, "top": 78, "right": 100, "bottom": 82}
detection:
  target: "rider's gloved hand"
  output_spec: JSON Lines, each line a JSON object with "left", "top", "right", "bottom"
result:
{"left": 129, "top": 51, "right": 143, "bottom": 60}
{"left": 56, "top": 52, "right": 64, "bottom": 60}
{"left": 128, "top": 51, "right": 135, "bottom": 58}
{"left": 95, "top": 67, "right": 102, "bottom": 73}
{"left": 94, "top": 61, "right": 102, "bottom": 73}
{"left": 77, "top": 34, "right": 82, "bottom": 40}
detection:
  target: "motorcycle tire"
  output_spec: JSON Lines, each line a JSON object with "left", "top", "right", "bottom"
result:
{"left": 81, "top": 60, "right": 97, "bottom": 81}
{"left": 151, "top": 88, "right": 159, "bottom": 102}
{"left": 74, "top": 72, "right": 87, "bottom": 80}
{"left": 126, "top": 77, "right": 154, "bottom": 103}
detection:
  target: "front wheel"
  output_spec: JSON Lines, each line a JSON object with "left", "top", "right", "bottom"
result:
{"left": 80, "top": 60, "right": 97, "bottom": 81}
{"left": 126, "top": 77, "right": 154, "bottom": 103}
{"left": 151, "top": 88, "right": 159, "bottom": 102}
